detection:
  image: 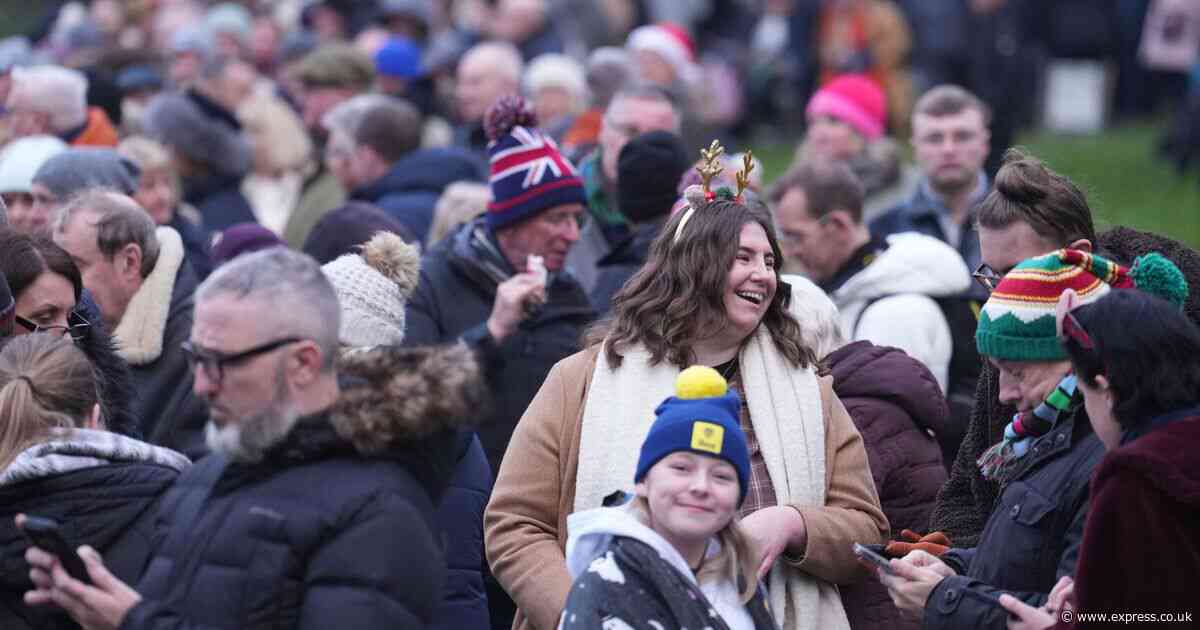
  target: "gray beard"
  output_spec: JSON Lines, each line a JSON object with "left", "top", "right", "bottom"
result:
{"left": 204, "top": 366, "right": 300, "bottom": 463}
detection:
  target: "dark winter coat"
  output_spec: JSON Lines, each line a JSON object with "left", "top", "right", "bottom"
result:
{"left": 350, "top": 147, "right": 485, "bottom": 245}
{"left": 430, "top": 431, "right": 493, "bottom": 630}
{"left": 168, "top": 211, "right": 213, "bottom": 282}
{"left": 1058, "top": 410, "right": 1200, "bottom": 628}
{"left": 121, "top": 344, "right": 484, "bottom": 630}
{"left": 183, "top": 173, "right": 257, "bottom": 233}
{"left": 75, "top": 291, "right": 141, "bottom": 439}
{"left": 930, "top": 226, "right": 1200, "bottom": 546}
{"left": 403, "top": 218, "right": 595, "bottom": 474}
{"left": 0, "top": 431, "right": 189, "bottom": 630}
{"left": 589, "top": 217, "right": 664, "bottom": 315}
{"left": 124, "top": 257, "right": 208, "bottom": 459}
{"left": 825, "top": 341, "right": 948, "bottom": 630}
{"left": 924, "top": 408, "right": 1105, "bottom": 630}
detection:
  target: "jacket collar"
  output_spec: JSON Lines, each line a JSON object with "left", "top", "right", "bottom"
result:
{"left": 113, "top": 226, "right": 185, "bottom": 365}
{"left": 905, "top": 171, "right": 990, "bottom": 221}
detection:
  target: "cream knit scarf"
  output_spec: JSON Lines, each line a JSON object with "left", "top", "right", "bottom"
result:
{"left": 574, "top": 325, "right": 850, "bottom": 630}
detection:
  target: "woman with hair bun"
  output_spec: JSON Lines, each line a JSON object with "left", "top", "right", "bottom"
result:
{"left": 486, "top": 143, "right": 888, "bottom": 630}
{"left": 0, "top": 334, "right": 188, "bottom": 630}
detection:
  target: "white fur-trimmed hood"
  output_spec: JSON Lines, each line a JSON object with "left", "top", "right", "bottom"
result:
{"left": 113, "top": 226, "right": 184, "bottom": 365}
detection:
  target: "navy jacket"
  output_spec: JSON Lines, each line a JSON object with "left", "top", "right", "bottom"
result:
{"left": 183, "top": 173, "right": 256, "bottom": 234}
{"left": 350, "top": 147, "right": 485, "bottom": 245}
{"left": 430, "top": 433, "right": 493, "bottom": 630}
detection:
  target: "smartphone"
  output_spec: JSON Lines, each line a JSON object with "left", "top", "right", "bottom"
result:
{"left": 853, "top": 542, "right": 895, "bottom": 575}
{"left": 19, "top": 515, "right": 92, "bottom": 584}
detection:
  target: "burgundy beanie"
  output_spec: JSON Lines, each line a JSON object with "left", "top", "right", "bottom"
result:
{"left": 211, "top": 223, "right": 286, "bottom": 268}
{"left": 806, "top": 74, "right": 887, "bottom": 140}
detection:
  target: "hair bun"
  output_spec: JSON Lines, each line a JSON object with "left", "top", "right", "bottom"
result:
{"left": 994, "top": 149, "right": 1051, "bottom": 205}
{"left": 484, "top": 95, "right": 538, "bottom": 142}
{"left": 1131, "top": 252, "right": 1189, "bottom": 308}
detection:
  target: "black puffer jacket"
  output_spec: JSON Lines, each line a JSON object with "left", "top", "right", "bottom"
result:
{"left": 121, "top": 344, "right": 484, "bottom": 630}
{"left": 930, "top": 226, "right": 1200, "bottom": 546}
{"left": 826, "top": 341, "right": 948, "bottom": 630}
{"left": 0, "top": 431, "right": 188, "bottom": 630}
{"left": 430, "top": 432, "right": 492, "bottom": 630}
{"left": 75, "top": 290, "right": 140, "bottom": 439}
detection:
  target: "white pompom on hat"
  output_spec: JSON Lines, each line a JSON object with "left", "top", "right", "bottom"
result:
{"left": 321, "top": 231, "right": 421, "bottom": 348}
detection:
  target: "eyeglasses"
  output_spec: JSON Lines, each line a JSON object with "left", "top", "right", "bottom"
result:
{"left": 181, "top": 337, "right": 303, "bottom": 385}
{"left": 972, "top": 263, "right": 1005, "bottom": 293}
{"left": 1060, "top": 310, "right": 1094, "bottom": 350}
{"left": 15, "top": 313, "right": 91, "bottom": 342}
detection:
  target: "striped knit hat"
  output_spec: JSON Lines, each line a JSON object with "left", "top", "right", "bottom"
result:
{"left": 484, "top": 95, "right": 585, "bottom": 230}
{"left": 977, "top": 249, "right": 1188, "bottom": 361}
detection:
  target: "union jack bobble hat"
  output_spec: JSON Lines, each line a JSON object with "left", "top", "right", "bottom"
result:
{"left": 483, "top": 95, "right": 585, "bottom": 230}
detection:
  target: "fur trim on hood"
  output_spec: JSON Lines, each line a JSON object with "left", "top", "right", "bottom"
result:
{"left": 113, "top": 226, "right": 184, "bottom": 365}
{"left": 332, "top": 342, "right": 485, "bottom": 455}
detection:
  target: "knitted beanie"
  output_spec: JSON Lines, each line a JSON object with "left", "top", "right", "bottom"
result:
{"left": 484, "top": 95, "right": 585, "bottom": 230}
{"left": 805, "top": 74, "right": 887, "bottom": 141}
{"left": 375, "top": 38, "right": 422, "bottom": 80}
{"left": 977, "top": 249, "right": 1189, "bottom": 361}
{"left": 33, "top": 148, "right": 139, "bottom": 199}
{"left": 626, "top": 23, "right": 696, "bottom": 84}
{"left": 211, "top": 223, "right": 286, "bottom": 268}
{"left": 0, "top": 135, "right": 67, "bottom": 194}
{"left": 635, "top": 366, "right": 751, "bottom": 504}
{"left": 321, "top": 231, "right": 421, "bottom": 347}
{"left": 617, "top": 131, "right": 690, "bottom": 224}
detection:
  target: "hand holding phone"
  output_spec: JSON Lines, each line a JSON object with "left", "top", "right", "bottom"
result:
{"left": 853, "top": 542, "right": 895, "bottom": 576}
{"left": 18, "top": 515, "right": 92, "bottom": 584}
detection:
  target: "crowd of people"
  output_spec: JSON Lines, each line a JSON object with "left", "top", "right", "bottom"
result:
{"left": 0, "top": 1, "right": 1196, "bottom": 629}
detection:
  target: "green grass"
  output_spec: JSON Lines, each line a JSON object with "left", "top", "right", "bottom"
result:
{"left": 756, "top": 121, "right": 1200, "bottom": 248}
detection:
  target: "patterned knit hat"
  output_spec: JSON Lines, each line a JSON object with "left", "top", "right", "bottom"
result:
{"left": 635, "top": 366, "right": 750, "bottom": 504}
{"left": 977, "top": 249, "right": 1188, "bottom": 361}
{"left": 805, "top": 74, "right": 887, "bottom": 141}
{"left": 321, "top": 232, "right": 421, "bottom": 348}
{"left": 484, "top": 95, "right": 585, "bottom": 230}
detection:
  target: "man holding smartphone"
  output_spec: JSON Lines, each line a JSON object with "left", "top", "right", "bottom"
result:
{"left": 22, "top": 248, "right": 480, "bottom": 630}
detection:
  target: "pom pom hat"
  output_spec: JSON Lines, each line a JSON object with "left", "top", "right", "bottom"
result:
{"left": 635, "top": 366, "right": 751, "bottom": 504}
{"left": 484, "top": 95, "right": 586, "bottom": 230}
{"left": 805, "top": 74, "right": 887, "bottom": 141}
{"left": 976, "top": 249, "right": 1188, "bottom": 362}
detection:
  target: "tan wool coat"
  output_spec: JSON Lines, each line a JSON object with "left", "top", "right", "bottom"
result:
{"left": 485, "top": 345, "right": 889, "bottom": 630}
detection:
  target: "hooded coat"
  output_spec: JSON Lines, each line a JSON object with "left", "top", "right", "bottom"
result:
{"left": 829, "top": 232, "right": 971, "bottom": 393}
{"left": 349, "top": 147, "right": 485, "bottom": 246}
{"left": 0, "top": 430, "right": 189, "bottom": 630}
{"left": 930, "top": 226, "right": 1200, "bottom": 547}
{"left": 825, "top": 341, "right": 948, "bottom": 630}
{"left": 121, "top": 344, "right": 485, "bottom": 630}
{"left": 560, "top": 504, "right": 778, "bottom": 630}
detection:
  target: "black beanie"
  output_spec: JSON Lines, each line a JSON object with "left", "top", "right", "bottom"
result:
{"left": 617, "top": 131, "right": 690, "bottom": 224}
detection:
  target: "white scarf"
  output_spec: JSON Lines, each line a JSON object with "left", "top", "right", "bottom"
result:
{"left": 574, "top": 324, "right": 849, "bottom": 630}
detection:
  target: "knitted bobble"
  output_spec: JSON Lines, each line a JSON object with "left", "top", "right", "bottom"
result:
{"left": 675, "top": 365, "right": 727, "bottom": 399}
{"left": 1130, "top": 252, "right": 1189, "bottom": 308}
{"left": 682, "top": 184, "right": 707, "bottom": 211}
{"left": 484, "top": 95, "right": 538, "bottom": 142}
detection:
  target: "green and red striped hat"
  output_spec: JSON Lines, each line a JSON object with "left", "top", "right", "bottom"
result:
{"left": 976, "top": 249, "right": 1188, "bottom": 361}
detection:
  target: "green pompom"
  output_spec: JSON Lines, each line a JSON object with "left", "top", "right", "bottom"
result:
{"left": 714, "top": 187, "right": 736, "bottom": 201}
{"left": 1130, "top": 252, "right": 1189, "bottom": 308}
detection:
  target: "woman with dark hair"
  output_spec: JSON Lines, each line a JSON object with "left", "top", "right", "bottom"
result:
{"left": 486, "top": 154, "right": 888, "bottom": 630}
{"left": 999, "top": 288, "right": 1200, "bottom": 629}
{"left": 0, "top": 229, "right": 140, "bottom": 438}
{"left": 0, "top": 334, "right": 188, "bottom": 629}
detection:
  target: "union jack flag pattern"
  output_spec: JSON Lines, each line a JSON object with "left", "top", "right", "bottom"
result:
{"left": 486, "top": 125, "right": 586, "bottom": 230}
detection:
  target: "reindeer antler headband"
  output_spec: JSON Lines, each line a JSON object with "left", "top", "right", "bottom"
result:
{"left": 672, "top": 140, "right": 755, "bottom": 244}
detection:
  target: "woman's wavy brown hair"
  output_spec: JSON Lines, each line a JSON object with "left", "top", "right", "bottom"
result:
{"left": 588, "top": 199, "right": 816, "bottom": 369}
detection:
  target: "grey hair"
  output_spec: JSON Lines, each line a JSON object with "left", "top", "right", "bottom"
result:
{"left": 9, "top": 65, "right": 89, "bottom": 132}
{"left": 56, "top": 189, "right": 161, "bottom": 278}
{"left": 197, "top": 248, "right": 341, "bottom": 371}
{"left": 321, "top": 93, "right": 403, "bottom": 141}
{"left": 585, "top": 47, "right": 633, "bottom": 109}
{"left": 459, "top": 41, "right": 524, "bottom": 85}
{"left": 605, "top": 82, "right": 681, "bottom": 133}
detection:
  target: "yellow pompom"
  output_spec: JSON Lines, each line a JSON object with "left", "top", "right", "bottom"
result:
{"left": 675, "top": 366, "right": 728, "bottom": 399}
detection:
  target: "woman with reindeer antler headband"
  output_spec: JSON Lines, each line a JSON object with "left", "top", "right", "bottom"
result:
{"left": 486, "top": 141, "right": 887, "bottom": 630}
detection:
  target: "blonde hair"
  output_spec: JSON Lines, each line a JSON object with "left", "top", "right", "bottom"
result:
{"left": 237, "top": 95, "right": 314, "bottom": 174}
{"left": 428, "top": 181, "right": 490, "bottom": 246}
{"left": 0, "top": 334, "right": 99, "bottom": 471}
{"left": 628, "top": 495, "right": 760, "bottom": 604}
{"left": 118, "top": 135, "right": 174, "bottom": 172}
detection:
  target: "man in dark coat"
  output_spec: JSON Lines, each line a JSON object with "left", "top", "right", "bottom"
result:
{"left": 825, "top": 340, "right": 949, "bottom": 630}
{"left": 323, "top": 94, "right": 485, "bottom": 245}
{"left": 403, "top": 95, "right": 594, "bottom": 630}
{"left": 52, "top": 190, "right": 209, "bottom": 459}
{"left": 25, "top": 248, "right": 483, "bottom": 630}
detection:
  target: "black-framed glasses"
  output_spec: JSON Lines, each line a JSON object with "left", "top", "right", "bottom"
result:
{"left": 972, "top": 263, "right": 1004, "bottom": 293}
{"left": 15, "top": 313, "right": 91, "bottom": 342}
{"left": 181, "top": 337, "right": 303, "bottom": 385}
{"left": 1060, "top": 310, "right": 1094, "bottom": 350}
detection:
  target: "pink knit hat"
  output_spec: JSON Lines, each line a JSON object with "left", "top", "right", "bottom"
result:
{"left": 805, "top": 74, "right": 887, "bottom": 141}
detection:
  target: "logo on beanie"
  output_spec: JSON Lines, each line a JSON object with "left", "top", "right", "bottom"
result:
{"left": 691, "top": 421, "right": 724, "bottom": 454}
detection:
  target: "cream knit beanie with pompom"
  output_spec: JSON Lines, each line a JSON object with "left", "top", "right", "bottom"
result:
{"left": 321, "top": 232, "right": 421, "bottom": 348}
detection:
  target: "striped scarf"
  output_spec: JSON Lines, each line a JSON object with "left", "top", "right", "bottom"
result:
{"left": 978, "top": 374, "right": 1078, "bottom": 482}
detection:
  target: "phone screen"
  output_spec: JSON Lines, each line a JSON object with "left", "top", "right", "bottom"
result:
{"left": 19, "top": 516, "right": 92, "bottom": 585}
{"left": 853, "top": 543, "right": 896, "bottom": 575}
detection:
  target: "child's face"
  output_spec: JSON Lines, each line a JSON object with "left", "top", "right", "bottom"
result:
{"left": 637, "top": 451, "right": 739, "bottom": 550}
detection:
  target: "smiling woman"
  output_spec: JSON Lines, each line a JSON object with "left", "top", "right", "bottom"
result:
{"left": 485, "top": 148, "right": 888, "bottom": 630}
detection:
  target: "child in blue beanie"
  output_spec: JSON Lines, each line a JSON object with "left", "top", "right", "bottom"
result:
{"left": 559, "top": 367, "right": 778, "bottom": 630}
